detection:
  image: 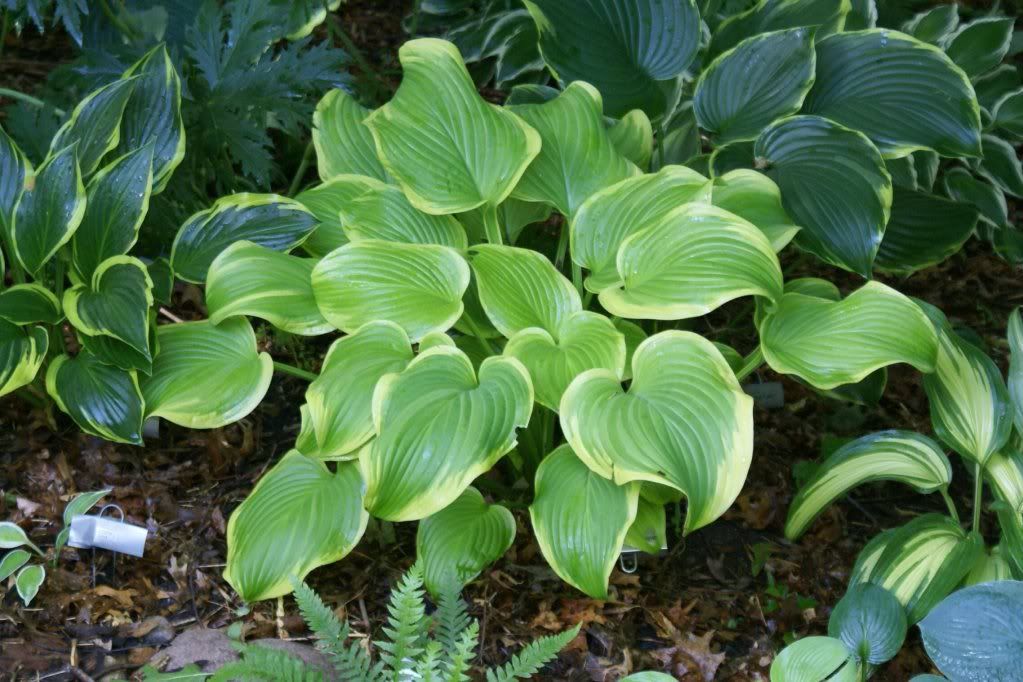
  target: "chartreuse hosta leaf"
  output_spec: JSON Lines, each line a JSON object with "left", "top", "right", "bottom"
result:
{"left": 608, "top": 109, "right": 653, "bottom": 169}
{"left": 0, "top": 285, "right": 61, "bottom": 325}
{"left": 312, "top": 241, "right": 470, "bottom": 342}
{"left": 785, "top": 431, "right": 951, "bottom": 539}
{"left": 694, "top": 28, "right": 816, "bottom": 144}
{"left": 944, "top": 17, "right": 1013, "bottom": 81}
{"left": 1009, "top": 309, "right": 1023, "bottom": 432}
{"left": 313, "top": 89, "right": 389, "bottom": 182}
{"left": 0, "top": 124, "right": 30, "bottom": 242}
{"left": 171, "top": 194, "right": 317, "bottom": 284}
{"left": 116, "top": 45, "right": 185, "bottom": 193}
{"left": 760, "top": 282, "right": 937, "bottom": 390}
{"left": 803, "top": 30, "right": 981, "bottom": 158}
{"left": 205, "top": 241, "right": 330, "bottom": 336}
{"left": 755, "top": 115, "right": 892, "bottom": 277}
{"left": 12, "top": 144, "right": 86, "bottom": 277}
{"left": 303, "top": 321, "right": 413, "bottom": 460}
{"left": 561, "top": 331, "right": 753, "bottom": 533}
{"left": 597, "top": 203, "right": 784, "bottom": 320}
{"left": 416, "top": 486, "right": 516, "bottom": 597}
{"left": 139, "top": 318, "right": 272, "bottom": 429}
{"left": 851, "top": 514, "right": 983, "bottom": 623}
{"left": 295, "top": 179, "right": 354, "bottom": 258}
{"left": 829, "top": 584, "right": 907, "bottom": 666}
{"left": 625, "top": 495, "right": 667, "bottom": 554}
{"left": 224, "top": 451, "right": 368, "bottom": 602}
{"left": 875, "top": 187, "right": 978, "bottom": 275}
{"left": 529, "top": 445, "right": 639, "bottom": 598}
{"left": 508, "top": 81, "right": 637, "bottom": 217}
{"left": 46, "top": 351, "right": 144, "bottom": 445}
{"left": 365, "top": 38, "right": 540, "bottom": 214}
{"left": 49, "top": 77, "right": 135, "bottom": 177}
{"left": 710, "top": 170, "right": 801, "bottom": 251}
{"left": 962, "top": 544, "right": 1014, "bottom": 586}
{"left": 770, "top": 636, "right": 859, "bottom": 682}
{"left": 571, "top": 165, "right": 712, "bottom": 292}
{"left": 0, "top": 320, "right": 48, "bottom": 398}
{"left": 361, "top": 346, "right": 532, "bottom": 521}
{"left": 522, "top": 0, "right": 700, "bottom": 119}
{"left": 918, "top": 302, "right": 1012, "bottom": 466}
{"left": 64, "top": 256, "right": 154, "bottom": 368}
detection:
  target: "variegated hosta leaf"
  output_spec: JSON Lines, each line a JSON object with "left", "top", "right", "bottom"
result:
{"left": 416, "top": 486, "right": 516, "bottom": 597}
{"left": 312, "top": 241, "right": 470, "bottom": 342}
{"left": 902, "top": 4, "right": 958, "bottom": 44}
{"left": 977, "top": 134, "right": 1023, "bottom": 198}
{"left": 694, "top": 28, "right": 816, "bottom": 144}
{"left": 78, "top": 311, "right": 157, "bottom": 376}
{"left": 504, "top": 311, "right": 626, "bottom": 410}
{"left": 205, "top": 241, "right": 330, "bottom": 336}
{"left": 919, "top": 302, "right": 1012, "bottom": 465}
{"left": 139, "top": 318, "right": 273, "bottom": 429}
{"left": 608, "top": 109, "right": 653, "bottom": 169}
{"left": 0, "top": 284, "right": 62, "bottom": 325}
{"left": 171, "top": 194, "right": 317, "bottom": 284}
{"left": 224, "top": 451, "right": 368, "bottom": 602}
{"left": 312, "top": 88, "right": 389, "bottom": 182}
{"left": 943, "top": 167, "right": 1007, "bottom": 229}
{"left": 709, "top": 0, "right": 849, "bottom": 58}
{"left": 0, "top": 320, "right": 48, "bottom": 398}
{"left": 597, "top": 203, "right": 784, "bottom": 320}
{"left": 851, "top": 514, "right": 983, "bottom": 623}
{"left": 46, "top": 351, "right": 144, "bottom": 445}
{"left": 508, "top": 81, "right": 637, "bottom": 217}
{"left": 64, "top": 256, "right": 154, "bottom": 369}
{"left": 294, "top": 180, "right": 352, "bottom": 257}
{"left": 561, "top": 331, "right": 753, "bottom": 533}
{"left": 625, "top": 495, "right": 666, "bottom": 554}
{"left": 1009, "top": 308, "right": 1023, "bottom": 432}
{"left": 571, "top": 165, "right": 712, "bottom": 293}
{"left": 770, "top": 637, "right": 859, "bottom": 682}
{"left": 828, "top": 584, "right": 907, "bottom": 666}
{"left": 49, "top": 78, "right": 135, "bottom": 177}
{"left": 529, "top": 444, "right": 639, "bottom": 598}
{"left": 755, "top": 115, "right": 892, "bottom": 277}
{"left": 785, "top": 430, "right": 952, "bottom": 539}
{"left": 994, "top": 90, "right": 1023, "bottom": 139}
{"left": 803, "top": 30, "right": 982, "bottom": 158}
{"left": 944, "top": 17, "right": 1014, "bottom": 81}
{"left": 361, "top": 346, "right": 533, "bottom": 521}
{"left": 759, "top": 281, "right": 937, "bottom": 390}
{"left": 304, "top": 321, "right": 414, "bottom": 460}
{"left": 0, "top": 124, "right": 30, "bottom": 242}
{"left": 16, "top": 564, "right": 44, "bottom": 606}
{"left": 0, "top": 550, "right": 30, "bottom": 581}
{"left": 710, "top": 169, "right": 801, "bottom": 251}
{"left": 365, "top": 38, "right": 540, "bottom": 214}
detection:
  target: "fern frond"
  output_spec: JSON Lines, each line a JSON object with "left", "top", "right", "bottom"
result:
{"left": 375, "top": 566, "right": 428, "bottom": 679}
{"left": 209, "top": 643, "right": 324, "bottom": 682}
{"left": 442, "top": 622, "right": 478, "bottom": 682}
{"left": 435, "top": 584, "right": 472, "bottom": 660}
{"left": 414, "top": 641, "right": 444, "bottom": 682}
{"left": 483, "top": 624, "right": 580, "bottom": 682}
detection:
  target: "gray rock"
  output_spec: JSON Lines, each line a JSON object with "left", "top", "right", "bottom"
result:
{"left": 154, "top": 627, "right": 336, "bottom": 679}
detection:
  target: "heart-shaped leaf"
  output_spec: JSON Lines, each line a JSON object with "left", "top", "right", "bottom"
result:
{"left": 829, "top": 584, "right": 907, "bottom": 666}
{"left": 770, "top": 636, "right": 859, "bottom": 682}
{"left": 608, "top": 109, "right": 653, "bottom": 169}
{"left": 561, "top": 331, "right": 753, "bottom": 533}
{"left": 0, "top": 320, "right": 48, "bottom": 398}
{"left": 944, "top": 17, "right": 1013, "bottom": 80}
{"left": 875, "top": 187, "right": 978, "bottom": 275}
{"left": 294, "top": 180, "right": 353, "bottom": 258}
{"left": 312, "top": 88, "right": 389, "bottom": 182}
{"left": 0, "top": 284, "right": 61, "bottom": 325}
{"left": 362, "top": 346, "right": 532, "bottom": 521}
{"left": 46, "top": 351, "right": 145, "bottom": 445}
{"left": 49, "top": 77, "right": 136, "bottom": 178}
{"left": 710, "top": 169, "right": 801, "bottom": 251}
{"left": 15, "top": 564, "right": 44, "bottom": 606}
{"left": 709, "top": 0, "right": 848, "bottom": 57}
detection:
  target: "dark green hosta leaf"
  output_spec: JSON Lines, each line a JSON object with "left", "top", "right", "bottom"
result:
{"left": 117, "top": 45, "right": 184, "bottom": 193}
{"left": 625, "top": 495, "right": 667, "bottom": 554}
{"left": 977, "top": 65, "right": 1022, "bottom": 112}
{"left": 977, "top": 134, "right": 1023, "bottom": 198}
{"left": 845, "top": 0, "right": 876, "bottom": 30}
{"left": 0, "top": 320, "right": 48, "bottom": 398}
{"left": 171, "top": 194, "right": 317, "bottom": 284}
{"left": 770, "top": 636, "right": 859, "bottom": 682}
{"left": 944, "top": 17, "right": 1013, "bottom": 81}
{"left": 71, "top": 145, "right": 154, "bottom": 281}
{"left": 920, "top": 580, "right": 1023, "bottom": 682}
{"left": 417, "top": 486, "right": 515, "bottom": 597}
{"left": 914, "top": 151, "right": 940, "bottom": 191}
{"left": 140, "top": 318, "right": 272, "bottom": 429}
{"left": 362, "top": 346, "right": 532, "bottom": 521}
{"left": 49, "top": 77, "right": 135, "bottom": 178}
{"left": 0, "top": 125, "right": 30, "bottom": 242}
{"left": 46, "top": 351, "right": 144, "bottom": 445}
{"left": 561, "top": 331, "right": 753, "bottom": 533}
{"left": 708, "top": 141, "right": 756, "bottom": 176}
{"left": 755, "top": 115, "right": 892, "bottom": 276}
{"left": 0, "top": 285, "right": 62, "bottom": 325}
{"left": 147, "top": 258, "right": 173, "bottom": 306}
{"left": 829, "top": 584, "right": 906, "bottom": 666}
{"left": 523, "top": 0, "right": 700, "bottom": 119}
{"left": 282, "top": 0, "right": 341, "bottom": 40}
{"left": 79, "top": 313, "right": 157, "bottom": 376}
{"left": 365, "top": 39, "right": 540, "bottom": 214}
{"left": 902, "top": 4, "right": 958, "bottom": 44}
{"left": 875, "top": 187, "right": 978, "bottom": 275}
{"left": 312, "top": 88, "right": 389, "bottom": 182}
{"left": 695, "top": 28, "right": 816, "bottom": 144}
{"left": 943, "top": 167, "right": 1008, "bottom": 228}
{"left": 709, "top": 0, "right": 849, "bottom": 58}
{"left": 653, "top": 104, "right": 700, "bottom": 169}
{"left": 224, "top": 451, "right": 367, "bottom": 602}
{"left": 295, "top": 179, "right": 354, "bottom": 258}
{"left": 803, "top": 30, "right": 982, "bottom": 158}
{"left": 12, "top": 144, "right": 85, "bottom": 277}
{"left": 886, "top": 156, "right": 917, "bottom": 189}
{"left": 608, "top": 109, "right": 654, "bottom": 169}
{"left": 710, "top": 169, "right": 801, "bottom": 251}
{"left": 1009, "top": 309, "right": 1023, "bottom": 433}
{"left": 994, "top": 90, "right": 1023, "bottom": 139}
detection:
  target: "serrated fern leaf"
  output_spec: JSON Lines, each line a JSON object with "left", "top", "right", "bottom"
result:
{"left": 209, "top": 643, "right": 324, "bottom": 682}
{"left": 415, "top": 641, "right": 444, "bottom": 682}
{"left": 442, "top": 623, "right": 478, "bottom": 682}
{"left": 483, "top": 625, "right": 580, "bottom": 682}
{"left": 375, "top": 566, "right": 429, "bottom": 680}
{"left": 435, "top": 585, "right": 472, "bottom": 661}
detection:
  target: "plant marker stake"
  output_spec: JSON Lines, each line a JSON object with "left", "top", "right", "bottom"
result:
{"left": 67, "top": 503, "right": 148, "bottom": 587}
{"left": 618, "top": 542, "right": 669, "bottom": 574}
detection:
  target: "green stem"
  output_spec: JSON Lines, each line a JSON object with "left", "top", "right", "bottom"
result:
{"left": 734, "top": 346, "right": 765, "bottom": 382}
{"left": 583, "top": 290, "right": 594, "bottom": 309}
{"left": 941, "top": 487, "right": 961, "bottom": 525}
{"left": 554, "top": 221, "right": 569, "bottom": 269}
{"left": 972, "top": 462, "right": 984, "bottom": 534}
{"left": 273, "top": 361, "right": 318, "bottom": 382}
{"left": 0, "top": 88, "right": 65, "bottom": 117}
{"left": 482, "top": 204, "right": 503, "bottom": 245}
{"left": 571, "top": 260, "right": 584, "bottom": 299}
{"left": 462, "top": 313, "right": 496, "bottom": 355}
{"left": 654, "top": 121, "right": 667, "bottom": 169}
{"left": 288, "top": 141, "right": 314, "bottom": 196}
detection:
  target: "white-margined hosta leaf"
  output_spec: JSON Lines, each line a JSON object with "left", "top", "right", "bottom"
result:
{"left": 504, "top": 311, "right": 626, "bottom": 410}
{"left": 365, "top": 38, "right": 540, "bottom": 214}
{"left": 64, "top": 256, "right": 154, "bottom": 369}
{"left": 15, "top": 564, "right": 44, "bottom": 606}
{"left": 312, "top": 241, "right": 470, "bottom": 342}
{"left": 993, "top": 90, "right": 1023, "bottom": 139}
{"left": 571, "top": 165, "right": 712, "bottom": 293}
{"left": 803, "top": 30, "right": 981, "bottom": 158}
{"left": 709, "top": 0, "right": 849, "bottom": 58}
{"left": 914, "top": 151, "right": 940, "bottom": 191}
{"left": 918, "top": 301, "right": 1012, "bottom": 466}
{"left": 709, "top": 169, "right": 801, "bottom": 251}
{"left": 49, "top": 77, "right": 135, "bottom": 178}
{"left": 755, "top": 115, "right": 892, "bottom": 276}
{"left": 140, "top": 318, "right": 272, "bottom": 429}
{"left": 0, "top": 124, "right": 30, "bottom": 243}
{"left": 522, "top": 0, "right": 700, "bottom": 119}
{"left": 78, "top": 312, "right": 157, "bottom": 376}
{"left": 943, "top": 17, "right": 1013, "bottom": 81}
{"left": 529, "top": 444, "right": 639, "bottom": 598}
{"left": 416, "top": 486, "right": 515, "bottom": 597}
{"left": 886, "top": 155, "right": 918, "bottom": 189}
{"left": 770, "top": 636, "right": 859, "bottom": 682}
{"left": 303, "top": 321, "right": 414, "bottom": 460}
{"left": 844, "top": 0, "right": 875, "bottom": 29}
{"left": 0, "top": 320, "right": 47, "bottom": 398}
{"left": 942, "top": 167, "right": 1007, "bottom": 229}
{"left": 597, "top": 203, "right": 784, "bottom": 320}
{"left": 976, "top": 65, "right": 1021, "bottom": 112}
{"left": 760, "top": 281, "right": 937, "bottom": 389}
{"left": 902, "top": 4, "right": 958, "bottom": 44}
{"left": 694, "top": 28, "right": 817, "bottom": 144}
{"left": 608, "top": 109, "right": 654, "bottom": 170}
{"left": 205, "top": 241, "right": 330, "bottom": 336}
{"left": 508, "top": 81, "right": 637, "bottom": 217}
{"left": 362, "top": 346, "right": 532, "bottom": 521}
{"left": 0, "top": 285, "right": 62, "bottom": 325}
{"left": 828, "top": 584, "right": 907, "bottom": 666}
{"left": 45, "top": 351, "right": 144, "bottom": 445}
{"left": 977, "top": 134, "right": 1023, "bottom": 198}
{"left": 785, "top": 430, "right": 951, "bottom": 539}
{"left": 560, "top": 331, "right": 753, "bottom": 533}
{"left": 0, "top": 550, "right": 30, "bottom": 581}
{"left": 294, "top": 180, "right": 353, "bottom": 257}
{"left": 224, "top": 451, "right": 368, "bottom": 602}
{"left": 1009, "top": 309, "right": 1023, "bottom": 432}
{"left": 312, "top": 88, "right": 389, "bottom": 182}
{"left": 874, "top": 187, "right": 978, "bottom": 275}
{"left": 171, "top": 193, "right": 317, "bottom": 284}
{"left": 625, "top": 495, "right": 666, "bottom": 555}
{"left": 850, "top": 514, "right": 983, "bottom": 623}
